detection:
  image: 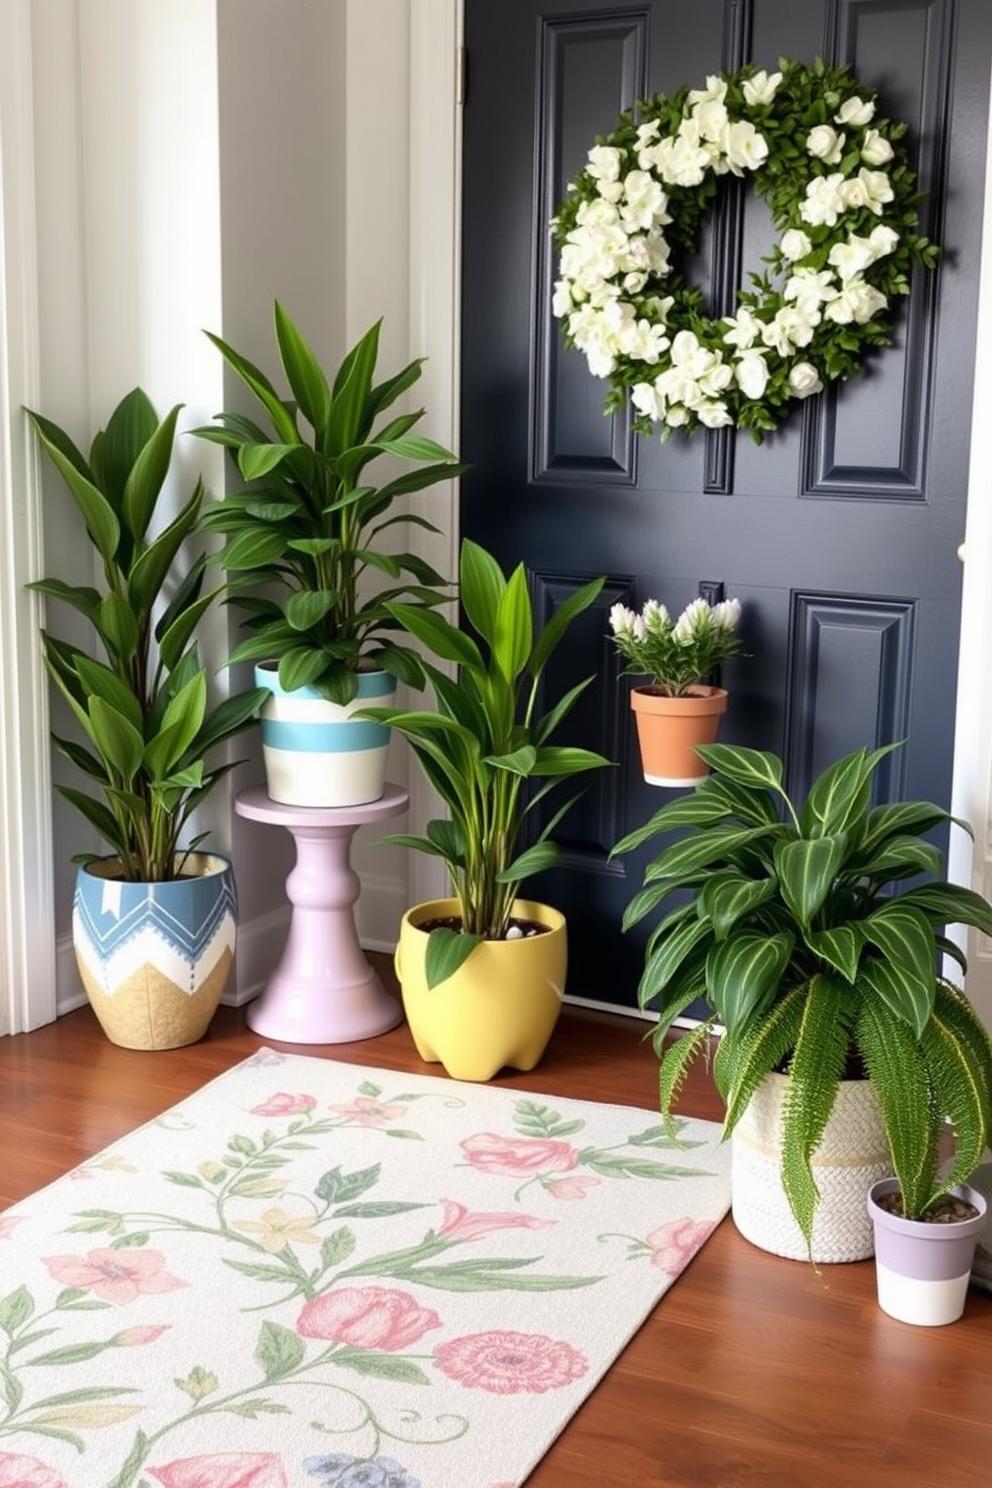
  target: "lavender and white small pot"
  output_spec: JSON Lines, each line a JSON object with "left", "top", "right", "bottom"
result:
{"left": 867, "top": 1178, "right": 987, "bottom": 1327}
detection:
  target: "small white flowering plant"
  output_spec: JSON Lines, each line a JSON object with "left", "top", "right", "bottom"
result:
{"left": 552, "top": 57, "right": 940, "bottom": 442}
{"left": 609, "top": 595, "right": 743, "bottom": 697}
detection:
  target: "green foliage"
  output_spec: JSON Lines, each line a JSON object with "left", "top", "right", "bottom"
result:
{"left": 362, "top": 539, "right": 611, "bottom": 988}
{"left": 613, "top": 742, "right": 992, "bottom": 1240}
{"left": 195, "top": 305, "right": 467, "bottom": 705}
{"left": 27, "top": 389, "right": 268, "bottom": 882}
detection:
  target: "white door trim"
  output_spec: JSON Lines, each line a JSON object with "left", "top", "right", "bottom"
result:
{"left": 0, "top": 0, "right": 57, "bottom": 1034}
{"left": 407, "top": 0, "right": 464, "bottom": 909}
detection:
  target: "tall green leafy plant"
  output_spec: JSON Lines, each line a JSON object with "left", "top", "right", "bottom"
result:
{"left": 613, "top": 742, "right": 992, "bottom": 1242}
{"left": 361, "top": 539, "right": 611, "bottom": 989}
{"left": 194, "top": 304, "right": 466, "bottom": 704}
{"left": 27, "top": 389, "right": 268, "bottom": 882}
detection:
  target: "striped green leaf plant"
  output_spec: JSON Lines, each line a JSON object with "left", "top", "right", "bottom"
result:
{"left": 26, "top": 390, "right": 268, "bottom": 883}
{"left": 194, "top": 305, "right": 467, "bottom": 706}
{"left": 613, "top": 742, "right": 992, "bottom": 1249}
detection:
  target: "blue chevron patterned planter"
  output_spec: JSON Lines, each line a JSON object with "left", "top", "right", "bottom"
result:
{"left": 256, "top": 664, "right": 396, "bottom": 807}
{"left": 72, "top": 852, "right": 238, "bottom": 1049}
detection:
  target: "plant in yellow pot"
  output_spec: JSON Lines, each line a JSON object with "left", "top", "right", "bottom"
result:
{"left": 361, "top": 539, "right": 610, "bottom": 1080}
{"left": 609, "top": 595, "right": 743, "bottom": 788}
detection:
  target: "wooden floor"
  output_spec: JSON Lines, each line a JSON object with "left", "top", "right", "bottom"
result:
{"left": 1, "top": 960, "right": 989, "bottom": 1488}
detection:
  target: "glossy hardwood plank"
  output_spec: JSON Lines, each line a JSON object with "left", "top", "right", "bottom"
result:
{"left": 1, "top": 960, "right": 989, "bottom": 1488}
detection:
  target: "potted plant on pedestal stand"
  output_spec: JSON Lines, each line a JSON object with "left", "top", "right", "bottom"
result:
{"left": 194, "top": 303, "right": 465, "bottom": 807}
{"left": 613, "top": 740, "right": 992, "bottom": 1289}
{"left": 608, "top": 594, "right": 744, "bottom": 788}
{"left": 27, "top": 389, "right": 268, "bottom": 1049}
{"left": 360, "top": 539, "right": 611, "bottom": 1081}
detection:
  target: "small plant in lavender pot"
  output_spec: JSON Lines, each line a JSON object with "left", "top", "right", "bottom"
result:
{"left": 608, "top": 595, "right": 744, "bottom": 788}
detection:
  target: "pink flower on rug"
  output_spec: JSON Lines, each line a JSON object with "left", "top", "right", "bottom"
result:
{"left": 249, "top": 1092, "right": 317, "bottom": 1116}
{"left": 297, "top": 1286, "right": 442, "bottom": 1351}
{"left": 435, "top": 1330, "right": 588, "bottom": 1394}
{"left": 0, "top": 1216, "right": 24, "bottom": 1239}
{"left": 645, "top": 1217, "right": 718, "bottom": 1275}
{"left": 460, "top": 1133, "right": 579, "bottom": 1176}
{"left": 42, "top": 1247, "right": 188, "bottom": 1303}
{"left": 147, "top": 1455, "right": 287, "bottom": 1488}
{"left": 113, "top": 1325, "right": 170, "bottom": 1347}
{"left": 543, "top": 1176, "right": 602, "bottom": 1201}
{"left": 329, "top": 1095, "right": 406, "bottom": 1126}
{"left": 437, "top": 1199, "right": 555, "bottom": 1242}
{"left": 0, "top": 1453, "right": 68, "bottom": 1488}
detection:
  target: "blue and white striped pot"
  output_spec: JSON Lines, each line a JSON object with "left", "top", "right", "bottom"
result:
{"left": 256, "top": 664, "right": 396, "bottom": 807}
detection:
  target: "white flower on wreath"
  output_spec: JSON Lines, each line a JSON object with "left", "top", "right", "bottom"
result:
{"left": 724, "top": 120, "right": 769, "bottom": 173}
{"left": 868, "top": 224, "right": 900, "bottom": 259}
{"left": 788, "top": 362, "right": 824, "bottom": 398}
{"left": 800, "top": 173, "right": 848, "bottom": 227}
{"left": 551, "top": 58, "right": 940, "bottom": 440}
{"left": 735, "top": 352, "right": 771, "bottom": 400}
{"left": 688, "top": 75, "right": 728, "bottom": 106}
{"left": 858, "top": 168, "right": 895, "bottom": 214}
{"left": 861, "top": 128, "right": 895, "bottom": 166}
{"left": 695, "top": 98, "right": 729, "bottom": 143}
{"left": 807, "top": 124, "right": 846, "bottom": 164}
{"left": 781, "top": 228, "right": 813, "bottom": 261}
{"left": 825, "top": 276, "right": 889, "bottom": 325}
{"left": 742, "top": 69, "right": 782, "bottom": 106}
{"left": 621, "top": 171, "right": 671, "bottom": 231}
{"left": 587, "top": 145, "right": 623, "bottom": 187}
{"left": 821, "top": 226, "right": 899, "bottom": 285}
{"left": 722, "top": 306, "right": 763, "bottom": 351}
{"left": 785, "top": 268, "right": 839, "bottom": 309}
{"left": 654, "top": 127, "right": 712, "bottom": 187}
{"left": 836, "top": 95, "right": 876, "bottom": 128}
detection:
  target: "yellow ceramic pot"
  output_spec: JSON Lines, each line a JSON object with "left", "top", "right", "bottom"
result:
{"left": 394, "top": 898, "right": 567, "bottom": 1081}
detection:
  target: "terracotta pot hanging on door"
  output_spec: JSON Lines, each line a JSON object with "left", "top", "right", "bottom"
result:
{"left": 630, "top": 684, "right": 729, "bottom": 788}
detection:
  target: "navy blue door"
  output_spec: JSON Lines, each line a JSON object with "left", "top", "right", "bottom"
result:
{"left": 460, "top": 0, "right": 992, "bottom": 1010}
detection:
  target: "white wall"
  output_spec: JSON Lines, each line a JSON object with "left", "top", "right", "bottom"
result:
{"left": 12, "top": 0, "right": 453, "bottom": 1022}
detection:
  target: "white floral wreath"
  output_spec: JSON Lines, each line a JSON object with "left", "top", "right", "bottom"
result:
{"left": 552, "top": 58, "right": 940, "bottom": 441}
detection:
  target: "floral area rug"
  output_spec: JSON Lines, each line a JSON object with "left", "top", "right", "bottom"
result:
{"left": 0, "top": 1049, "right": 731, "bottom": 1488}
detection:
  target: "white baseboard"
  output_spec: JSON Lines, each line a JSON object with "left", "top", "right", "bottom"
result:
{"left": 55, "top": 932, "right": 87, "bottom": 1018}
{"left": 355, "top": 871, "right": 410, "bottom": 955}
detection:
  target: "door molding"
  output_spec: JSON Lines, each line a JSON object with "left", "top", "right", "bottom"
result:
{"left": 0, "top": 0, "right": 57, "bottom": 1034}
{"left": 950, "top": 85, "right": 992, "bottom": 1029}
{"left": 407, "top": 0, "right": 464, "bottom": 907}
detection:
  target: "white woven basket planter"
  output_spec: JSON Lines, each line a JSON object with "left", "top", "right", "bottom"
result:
{"left": 731, "top": 1071, "right": 893, "bottom": 1263}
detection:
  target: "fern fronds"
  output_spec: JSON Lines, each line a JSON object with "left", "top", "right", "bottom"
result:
{"left": 922, "top": 980, "right": 992, "bottom": 1195}
{"left": 651, "top": 981, "right": 710, "bottom": 1055}
{"left": 658, "top": 1018, "right": 718, "bottom": 1132}
{"left": 780, "top": 975, "right": 858, "bottom": 1252}
{"left": 717, "top": 983, "right": 806, "bottom": 1128}
{"left": 856, "top": 985, "right": 934, "bottom": 1217}
{"left": 933, "top": 979, "right": 992, "bottom": 1125}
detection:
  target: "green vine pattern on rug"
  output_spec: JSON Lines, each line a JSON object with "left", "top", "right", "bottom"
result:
{"left": 552, "top": 57, "right": 940, "bottom": 441}
{"left": 0, "top": 1064, "right": 720, "bottom": 1488}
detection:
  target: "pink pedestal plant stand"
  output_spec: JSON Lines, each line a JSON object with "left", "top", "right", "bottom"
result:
{"left": 235, "top": 783, "right": 408, "bottom": 1044}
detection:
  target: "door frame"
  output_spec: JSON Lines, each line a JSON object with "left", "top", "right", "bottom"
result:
{"left": 0, "top": 0, "right": 57, "bottom": 1037}
{"left": 408, "top": 0, "right": 992, "bottom": 1026}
